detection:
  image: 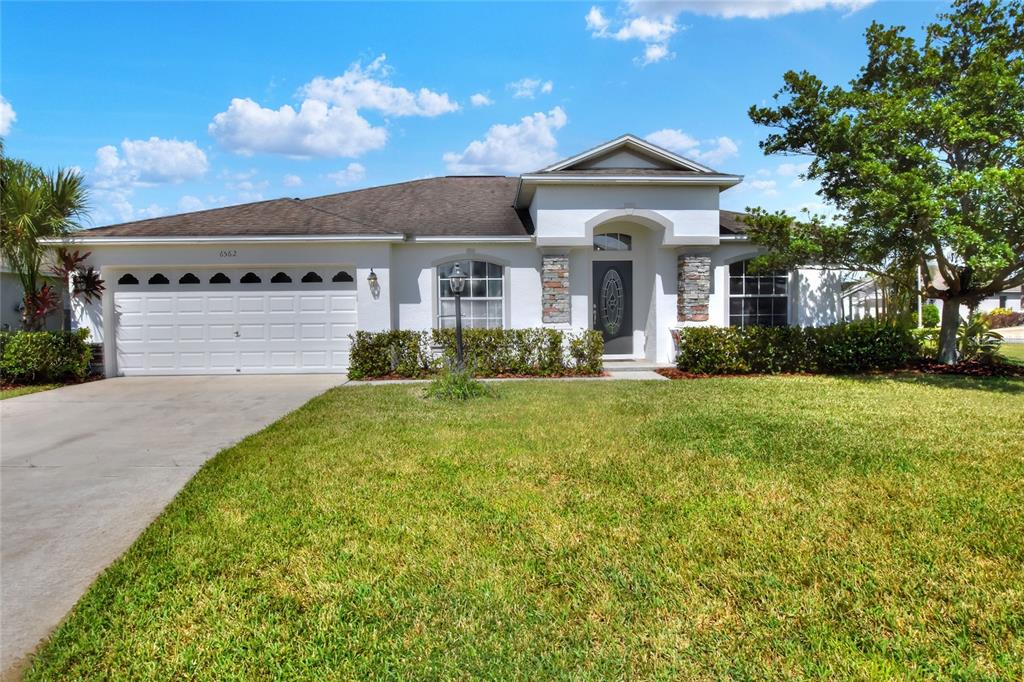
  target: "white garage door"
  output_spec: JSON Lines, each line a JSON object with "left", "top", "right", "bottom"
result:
{"left": 113, "top": 268, "right": 357, "bottom": 375}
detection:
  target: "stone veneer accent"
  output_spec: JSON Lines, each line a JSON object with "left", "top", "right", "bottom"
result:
{"left": 542, "top": 254, "right": 570, "bottom": 324}
{"left": 678, "top": 253, "right": 711, "bottom": 322}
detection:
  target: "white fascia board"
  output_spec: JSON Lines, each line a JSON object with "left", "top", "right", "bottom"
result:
{"left": 514, "top": 173, "right": 744, "bottom": 207}
{"left": 409, "top": 235, "right": 535, "bottom": 243}
{"left": 718, "top": 234, "right": 750, "bottom": 241}
{"left": 41, "top": 234, "right": 407, "bottom": 246}
{"left": 520, "top": 173, "right": 743, "bottom": 185}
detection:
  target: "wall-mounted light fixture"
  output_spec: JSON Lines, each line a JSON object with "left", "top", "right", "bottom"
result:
{"left": 367, "top": 268, "right": 381, "bottom": 299}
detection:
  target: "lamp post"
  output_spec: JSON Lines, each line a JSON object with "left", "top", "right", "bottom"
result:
{"left": 449, "top": 262, "right": 467, "bottom": 370}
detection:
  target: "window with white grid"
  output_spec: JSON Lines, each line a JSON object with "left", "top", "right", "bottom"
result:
{"left": 437, "top": 260, "right": 504, "bottom": 329}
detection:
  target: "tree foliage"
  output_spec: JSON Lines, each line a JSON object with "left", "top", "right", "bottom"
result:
{"left": 0, "top": 145, "right": 90, "bottom": 329}
{"left": 745, "top": 0, "right": 1024, "bottom": 362}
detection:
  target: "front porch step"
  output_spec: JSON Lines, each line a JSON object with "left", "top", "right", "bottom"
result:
{"left": 603, "top": 360, "right": 672, "bottom": 373}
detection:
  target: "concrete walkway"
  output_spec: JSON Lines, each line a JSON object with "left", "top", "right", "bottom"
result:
{"left": 0, "top": 375, "right": 346, "bottom": 677}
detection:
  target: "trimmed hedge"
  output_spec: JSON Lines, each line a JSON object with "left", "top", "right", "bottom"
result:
{"left": 0, "top": 329, "right": 93, "bottom": 384}
{"left": 674, "top": 320, "right": 919, "bottom": 375}
{"left": 348, "top": 328, "right": 604, "bottom": 379}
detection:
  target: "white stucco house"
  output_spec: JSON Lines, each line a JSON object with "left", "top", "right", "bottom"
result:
{"left": 64, "top": 135, "right": 844, "bottom": 377}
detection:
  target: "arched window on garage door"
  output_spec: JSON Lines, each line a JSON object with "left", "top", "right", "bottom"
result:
{"left": 117, "top": 273, "right": 139, "bottom": 285}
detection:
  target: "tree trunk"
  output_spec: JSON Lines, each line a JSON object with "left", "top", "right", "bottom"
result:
{"left": 938, "top": 298, "right": 961, "bottom": 364}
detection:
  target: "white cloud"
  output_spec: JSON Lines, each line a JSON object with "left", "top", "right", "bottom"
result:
{"left": 636, "top": 0, "right": 874, "bottom": 20}
{"left": 0, "top": 95, "right": 16, "bottom": 135}
{"left": 301, "top": 55, "right": 458, "bottom": 117}
{"left": 327, "top": 162, "right": 366, "bottom": 186}
{"left": 178, "top": 195, "right": 206, "bottom": 212}
{"left": 750, "top": 179, "right": 779, "bottom": 196}
{"left": 443, "top": 107, "right": 568, "bottom": 174}
{"left": 209, "top": 97, "right": 387, "bottom": 158}
{"left": 507, "top": 78, "right": 554, "bottom": 99}
{"left": 470, "top": 93, "right": 494, "bottom": 107}
{"left": 93, "top": 137, "right": 208, "bottom": 187}
{"left": 282, "top": 173, "right": 303, "bottom": 187}
{"left": 586, "top": 6, "right": 678, "bottom": 65}
{"left": 645, "top": 129, "right": 739, "bottom": 167}
{"left": 776, "top": 161, "right": 810, "bottom": 176}
{"left": 639, "top": 43, "right": 674, "bottom": 65}
{"left": 209, "top": 55, "right": 458, "bottom": 158}
{"left": 589, "top": 0, "right": 872, "bottom": 64}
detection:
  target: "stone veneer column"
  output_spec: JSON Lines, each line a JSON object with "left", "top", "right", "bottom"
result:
{"left": 677, "top": 252, "right": 711, "bottom": 322}
{"left": 542, "top": 254, "right": 570, "bottom": 324}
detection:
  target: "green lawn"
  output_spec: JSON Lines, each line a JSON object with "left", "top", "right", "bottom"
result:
{"left": 27, "top": 376, "right": 1024, "bottom": 680}
{"left": 0, "top": 383, "right": 61, "bottom": 400}
{"left": 1001, "top": 342, "right": 1024, "bottom": 364}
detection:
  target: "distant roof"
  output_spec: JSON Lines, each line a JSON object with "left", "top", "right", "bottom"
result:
{"left": 83, "top": 176, "right": 532, "bottom": 238}
{"left": 720, "top": 210, "right": 749, "bottom": 235}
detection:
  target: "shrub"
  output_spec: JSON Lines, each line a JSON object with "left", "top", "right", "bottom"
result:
{"left": 958, "top": 317, "right": 1003, "bottom": 362}
{"left": 809, "top": 319, "right": 919, "bottom": 373}
{"left": 674, "top": 320, "right": 918, "bottom": 375}
{"left": 672, "top": 327, "right": 748, "bottom": 374}
{"left": 431, "top": 328, "right": 603, "bottom": 377}
{"left": 425, "top": 367, "right": 489, "bottom": 401}
{"left": 910, "top": 303, "right": 940, "bottom": 327}
{"left": 979, "top": 307, "right": 1024, "bottom": 330}
{"left": 349, "top": 328, "right": 604, "bottom": 379}
{"left": 0, "top": 329, "right": 92, "bottom": 384}
{"left": 347, "top": 330, "right": 434, "bottom": 380}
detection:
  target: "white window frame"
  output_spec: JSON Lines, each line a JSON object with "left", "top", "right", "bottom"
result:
{"left": 435, "top": 259, "right": 506, "bottom": 330}
{"left": 727, "top": 259, "right": 790, "bottom": 328}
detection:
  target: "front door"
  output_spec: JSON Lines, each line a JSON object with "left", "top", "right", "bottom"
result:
{"left": 593, "top": 260, "right": 633, "bottom": 354}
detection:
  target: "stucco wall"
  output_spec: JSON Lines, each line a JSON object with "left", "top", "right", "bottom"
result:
{"left": 530, "top": 185, "right": 721, "bottom": 247}
{"left": 390, "top": 242, "right": 542, "bottom": 331}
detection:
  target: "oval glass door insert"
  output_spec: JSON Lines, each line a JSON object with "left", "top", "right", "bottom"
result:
{"left": 600, "top": 268, "right": 624, "bottom": 334}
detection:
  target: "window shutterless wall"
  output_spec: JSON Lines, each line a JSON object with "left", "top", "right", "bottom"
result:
{"left": 390, "top": 243, "right": 541, "bottom": 331}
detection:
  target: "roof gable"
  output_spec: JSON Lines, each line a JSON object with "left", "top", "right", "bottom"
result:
{"left": 538, "top": 134, "right": 717, "bottom": 174}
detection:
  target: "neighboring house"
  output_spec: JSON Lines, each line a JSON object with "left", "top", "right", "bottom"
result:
{"left": 842, "top": 272, "right": 1023, "bottom": 321}
{"left": 0, "top": 259, "right": 61, "bottom": 332}
{"left": 63, "top": 135, "right": 844, "bottom": 377}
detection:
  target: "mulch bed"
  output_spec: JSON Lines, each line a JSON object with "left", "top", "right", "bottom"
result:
{"left": 1, "top": 374, "right": 103, "bottom": 391}
{"left": 907, "top": 359, "right": 1024, "bottom": 377}
{"left": 657, "top": 361, "right": 1024, "bottom": 380}
{"left": 356, "top": 372, "right": 607, "bottom": 381}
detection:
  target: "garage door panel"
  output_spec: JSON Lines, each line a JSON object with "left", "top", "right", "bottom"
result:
{"left": 179, "top": 353, "right": 207, "bottom": 370}
{"left": 177, "top": 325, "right": 205, "bottom": 341}
{"left": 114, "top": 269, "right": 356, "bottom": 375}
{"left": 207, "top": 297, "right": 235, "bottom": 313}
{"left": 238, "top": 296, "right": 265, "bottom": 313}
{"left": 177, "top": 297, "right": 204, "bottom": 314}
{"left": 269, "top": 296, "right": 296, "bottom": 312}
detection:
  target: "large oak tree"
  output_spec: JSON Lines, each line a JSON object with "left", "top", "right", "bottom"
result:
{"left": 745, "top": 0, "right": 1023, "bottom": 363}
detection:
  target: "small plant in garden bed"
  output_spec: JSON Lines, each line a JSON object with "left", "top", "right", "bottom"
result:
{"left": 424, "top": 366, "right": 490, "bottom": 401}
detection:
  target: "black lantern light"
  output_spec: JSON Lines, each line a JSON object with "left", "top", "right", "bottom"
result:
{"left": 449, "top": 262, "right": 467, "bottom": 369}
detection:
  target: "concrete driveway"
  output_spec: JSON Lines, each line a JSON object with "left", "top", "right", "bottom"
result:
{"left": 0, "top": 375, "right": 346, "bottom": 677}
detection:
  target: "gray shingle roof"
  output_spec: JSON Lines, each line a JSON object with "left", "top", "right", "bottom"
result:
{"left": 720, "top": 210, "right": 749, "bottom": 235}
{"left": 83, "top": 176, "right": 532, "bottom": 238}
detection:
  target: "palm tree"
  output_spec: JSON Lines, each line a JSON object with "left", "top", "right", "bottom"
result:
{"left": 1, "top": 143, "right": 89, "bottom": 329}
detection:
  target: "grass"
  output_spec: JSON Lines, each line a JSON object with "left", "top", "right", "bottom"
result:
{"left": 1000, "top": 342, "right": 1024, "bottom": 365}
{"left": 27, "top": 376, "right": 1024, "bottom": 680}
{"left": 0, "top": 383, "right": 61, "bottom": 400}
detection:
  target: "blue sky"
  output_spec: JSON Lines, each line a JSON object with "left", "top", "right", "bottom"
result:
{"left": 2, "top": 1, "right": 947, "bottom": 227}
